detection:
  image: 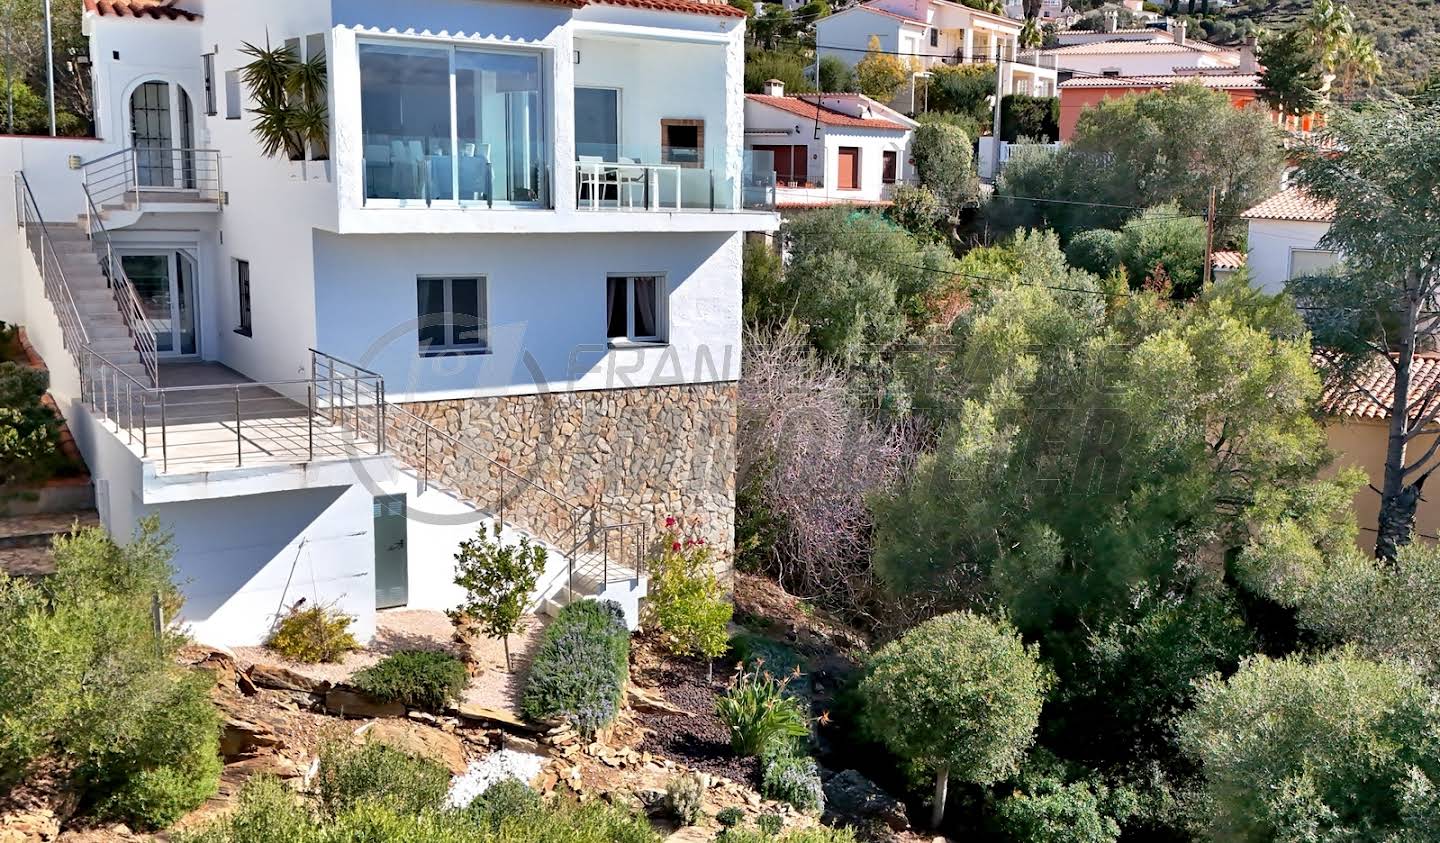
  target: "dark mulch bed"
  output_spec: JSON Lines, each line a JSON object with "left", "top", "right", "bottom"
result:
{"left": 634, "top": 652, "right": 760, "bottom": 787}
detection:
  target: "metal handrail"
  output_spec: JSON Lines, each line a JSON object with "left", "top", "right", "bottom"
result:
{"left": 82, "top": 187, "right": 159, "bottom": 387}
{"left": 79, "top": 347, "right": 384, "bottom": 473}
{"left": 14, "top": 173, "right": 89, "bottom": 362}
{"left": 81, "top": 146, "right": 224, "bottom": 208}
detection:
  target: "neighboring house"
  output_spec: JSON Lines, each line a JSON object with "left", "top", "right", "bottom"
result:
{"left": 1002, "top": 0, "right": 1071, "bottom": 21}
{"left": 1322, "top": 356, "right": 1440, "bottom": 551}
{"left": 744, "top": 80, "right": 917, "bottom": 209}
{"left": 816, "top": 0, "right": 1059, "bottom": 99}
{"left": 1241, "top": 186, "right": 1337, "bottom": 294}
{"left": 0, "top": 0, "right": 777, "bottom": 646}
{"left": 1056, "top": 71, "right": 1264, "bottom": 140}
{"left": 1211, "top": 250, "right": 1246, "bottom": 282}
{"left": 1045, "top": 21, "right": 1249, "bottom": 78}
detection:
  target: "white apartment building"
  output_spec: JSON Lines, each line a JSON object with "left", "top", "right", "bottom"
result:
{"left": 744, "top": 81, "right": 917, "bottom": 209}
{"left": 816, "top": 0, "right": 1059, "bottom": 98}
{"left": 1, "top": 0, "right": 777, "bottom": 646}
{"left": 1044, "top": 19, "right": 1251, "bottom": 79}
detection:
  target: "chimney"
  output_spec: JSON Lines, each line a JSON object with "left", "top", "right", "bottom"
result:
{"left": 1103, "top": 9, "right": 1118, "bottom": 33}
{"left": 763, "top": 78, "right": 785, "bottom": 97}
{"left": 1238, "top": 34, "right": 1258, "bottom": 72}
{"left": 1171, "top": 19, "right": 1187, "bottom": 45}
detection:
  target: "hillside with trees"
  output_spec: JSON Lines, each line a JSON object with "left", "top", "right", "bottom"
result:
{"left": 1222, "top": 0, "right": 1440, "bottom": 90}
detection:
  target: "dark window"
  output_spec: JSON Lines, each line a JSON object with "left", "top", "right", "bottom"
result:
{"left": 202, "top": 54, "right": 217, "bottom": 116}
{"left": 1102, "top": 69, "right": 1121, "bottom": 77}
{"left": 660, "top": 119, "right": 704, "bottom": 168}
{"left": 235, "top": 259, "right": 252, "bottom": 336}
{"left": 606, "top": 275, "right": 664, "bottom": 342}
{"left": 417, "top": 277, "right": 487, "bottom": 353}
{"left": 882, "top": 150, "right": 898, "bottom": 184}
{"left": 929, "top": 28, "right": 939, "bottom": 47}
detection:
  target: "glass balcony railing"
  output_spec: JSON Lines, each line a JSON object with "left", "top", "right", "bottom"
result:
{"left": 571, "top": 144, "right": 775, "bottom": 212}
{"left": 362, "top": 136, "right": 550, "bottom": 208}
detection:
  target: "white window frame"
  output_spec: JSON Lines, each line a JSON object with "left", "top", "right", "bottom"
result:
{"left": 417, "top": 275, "right": 489, "bottom": 354}
{"left": 1288, "top": 247, "right": 1339, "bottom": 279}
{"left": 356, "top": 35, "right": 552, "bottom": 210}
{"left": 606, "top": 273, "right": 667, "bottom": 345}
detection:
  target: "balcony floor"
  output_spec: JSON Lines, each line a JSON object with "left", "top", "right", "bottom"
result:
{"left": 143, "top": 362, "right": 378, "bottom": 474}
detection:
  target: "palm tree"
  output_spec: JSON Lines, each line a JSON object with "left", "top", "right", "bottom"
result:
{"left": 1019, "top": 17, "right": 1042, "bottom": 50}
{"left": 1304, "top": 0, "right": 1354, "bottom": 80}
{"left": 240, "top": 39, "right": 328, "bottom": 160}
{"left": 1336, "top": 33, "right": 1382, "bottom": 97}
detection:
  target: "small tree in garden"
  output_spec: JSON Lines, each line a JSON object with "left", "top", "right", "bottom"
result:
{"left": 911, "top": 122, "right": 978, "bottom": 212}
{"left": 855, "top": 36, "right": 910, "bottom": 101}
{"left": 450, "top": 524, "right": 548, "bottom": 672}
{"left": 646, "top": 517, "right": 732, "bottom": 675}
{"left": 858, "top": 611, "right": 1049, "bottom": 828}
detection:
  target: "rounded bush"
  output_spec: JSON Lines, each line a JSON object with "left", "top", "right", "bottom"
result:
{"left": 350, "top": 649, "right": 468, "bottom": 712}
{"left": 265, "top": 603, "right": 358, "bottom": 663}
{"left": 520, "top": 599, "right": 630, "bottom": 736}
{"left": 761, "top": 752, "right": 824, "bottom": 814}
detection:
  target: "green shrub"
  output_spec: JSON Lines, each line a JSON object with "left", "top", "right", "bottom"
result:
{"left": 647, "top": 520, "right": 732, "bottom": 661}
{"left": 717, "top": 805, "right": 745, "bottom": 828}
{"left": 761, "top": 751, "right": 824, "bottom": 814}
{"left": 0, "top": 361, "right": 62, "bottom": 486}
{"left": 1065, "top": 229, "right": 1123, "bottom": 277}
{"left": 521, "top": 599, "right": 630, "bottom": 736}
{"left": 911, "top": 122, "right": 979, "bottom": 210}
{"left": 450, "top": 524, "right": 548, "bottom": 671}
{"left": 84, "top": 669, "right": 222, "bottom": 829}
{"left": 466, "top": 777, "right": 542, "bottom": 829}
{"left": 181, "top": 772, "right": 661, "bottom": 843}
{"left": 729, "top": 632, "right": 804, "bottom": 677}
{"left": 265, "top": 601, "right": 358, "bottom": 663}
{"left": 0, "top": 518, "right": 220, "bottom": 829}
{"left": 715, "top": 669, "right": 810, "bottom": 757}
{"left": 350, "top": 649, "right": 467, "bottom": 712}
{"left": 757, "top": 812, "right": 784, "bottom": 836}
{"left": 664, "top": 772, "right": 705, "bottom": 826}
{"left": 314, "top": 741, "right": 451, "bottom": 817}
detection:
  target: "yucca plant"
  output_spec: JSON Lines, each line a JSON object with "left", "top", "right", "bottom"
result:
{"left": 240, "top": 38, "right": 328, "bottom": 161}
{"left": 714, "top": 663, "right": 811, "bottom": 757}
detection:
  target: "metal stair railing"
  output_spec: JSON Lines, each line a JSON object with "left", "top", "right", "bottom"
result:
{"left": 82, "top": 186, "right": 159, "bottom": 387}
{"left": 14, "top": 173, "right": 90, "bottom": 368}
{"left": 311, "top": 348, "right": 649, "bottom": 596}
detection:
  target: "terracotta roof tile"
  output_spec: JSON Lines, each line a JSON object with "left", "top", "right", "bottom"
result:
{"left": 1241, "top": 187, "right": 1336, "bottom": 223}
{"left": 1321, "top": 354, "right": 1440, "bottom": 421}
{"left": 746, "top": 94, "right": 911, "bottom": 130}
{"left": 848, "top": 3, "right": 928, "bottom": 24}
{"left": 1058, "top": 73, "right": 1263, "bottom": 90}
{"left": 84, "top": 0, "right": 199, "bottom": 20}
{"left": 1044, "top": 38, "right": 1226, "bottom": 55}
{"left": 534, "top": 0, "right": 747, "bottom": 16}
{"left": 1211, "top": 250, "right": 1245, "bottom": 270}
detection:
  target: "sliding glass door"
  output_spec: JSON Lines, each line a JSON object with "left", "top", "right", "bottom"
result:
{"left": 120, "top": 251, "right": 197, "bottom": 356}
{"left": 359, "top": 41, "right": 547, "bottom": 207}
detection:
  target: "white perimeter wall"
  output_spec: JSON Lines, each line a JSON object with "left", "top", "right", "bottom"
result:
{"left": 312, "top": 230, "right": 741, "bottom": 399}
{"left": 1053, "top": 50, "right": 1236, "bottom": 77}
{"left": 1247, "top": 218, "right": 1332, "bottom": 294}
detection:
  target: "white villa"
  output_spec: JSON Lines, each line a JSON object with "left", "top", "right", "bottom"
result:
{"left": 815, "top": 0, "right": 1060, "bottom": 98}
{"left": 1241, "top": 186, "right": 1337, "bottom": 294}
{"left": 0, "top": 0, "right": 777, "bottom": 646}
{"left": 744, "top": 81, "right": 917, "bottom": 210}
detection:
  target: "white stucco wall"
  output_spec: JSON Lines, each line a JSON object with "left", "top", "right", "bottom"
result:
{"left": 1050, "top": 49, "right": 1236, "bottom": 77}
{"left": 745, "top": 102, "right": 911, "bottom": 204}
{"left": 816, "top": 9, "right": 908, "bottom": 69}
{"left": 1246, "top": 218, "right": 1333, "bottom": 294}
{"left": 85, "top": 13, "right": 206, "bottom": 147}
{"left": 312, "top": 230, "right": 742, "bottom": 400}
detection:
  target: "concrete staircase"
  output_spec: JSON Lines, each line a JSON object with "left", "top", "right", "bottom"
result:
{"left": 44, "top": 224, "right": 150, "bottom": 383}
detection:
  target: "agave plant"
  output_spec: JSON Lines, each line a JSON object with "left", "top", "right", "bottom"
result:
{"left": 240, "top": 38, "right": 328, "bottom": 161}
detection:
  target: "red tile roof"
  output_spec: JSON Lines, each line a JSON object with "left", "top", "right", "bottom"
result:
{"left": 1045, "top": 38, "right": 1226, "bottom": 55}
{"left": 1058, "top": 73, "right": 1263, "bottom": 90}
{"left": 746, "top": 94, "right": 910, "bottom": 130}
{"left": 1241, "top": 186, "right": 1336, "bottom": 223}
{"left": 1321, "top": 354, "right": 1440, "bottom": 421}
{"left": 848, "top": 3, "right": 928, "bottom": 23}
{"left": 586, "top": 0, "right": 747, "bottom": 16}
{"left": 84, "top": 0, "right": 199, "bottom": 20}
{"left": 1211, "top": 250, "right": 1245, "bottom": 270}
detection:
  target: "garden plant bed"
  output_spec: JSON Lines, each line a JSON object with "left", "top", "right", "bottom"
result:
{"left": 632, "top": 639, "right": 761, "bottom": 787}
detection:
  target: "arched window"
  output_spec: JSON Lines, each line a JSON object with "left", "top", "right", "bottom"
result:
{"left": 129, "top": 81, "right": 196, "bottom": 189}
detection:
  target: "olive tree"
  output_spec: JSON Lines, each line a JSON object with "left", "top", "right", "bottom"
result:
{"left": 449, "top": 524, "right": 547, "bottom": 671}
{"left": 858, "top": 611, "right": 1049, "bottom": 827}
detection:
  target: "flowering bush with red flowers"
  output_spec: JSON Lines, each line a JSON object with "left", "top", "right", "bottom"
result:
{"left": 647, "top": 517, "right": 732, "bottom": 663}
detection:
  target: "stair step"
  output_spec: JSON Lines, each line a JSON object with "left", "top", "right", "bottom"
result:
{"left": 87, "top": 337, "right": 139, "bottom": 354}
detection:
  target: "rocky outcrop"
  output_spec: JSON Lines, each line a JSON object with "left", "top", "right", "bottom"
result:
{"left": 247, "top": 664, "right": 332, "bottom": 695}
{"left": 362, "top": 721, "right": 467, "bottom": 774}
{"left": 324, "top": 689, "right": 403, "bottom": 719}
{"left": 822, "top": 769, "right": 909, "bottom": 832}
